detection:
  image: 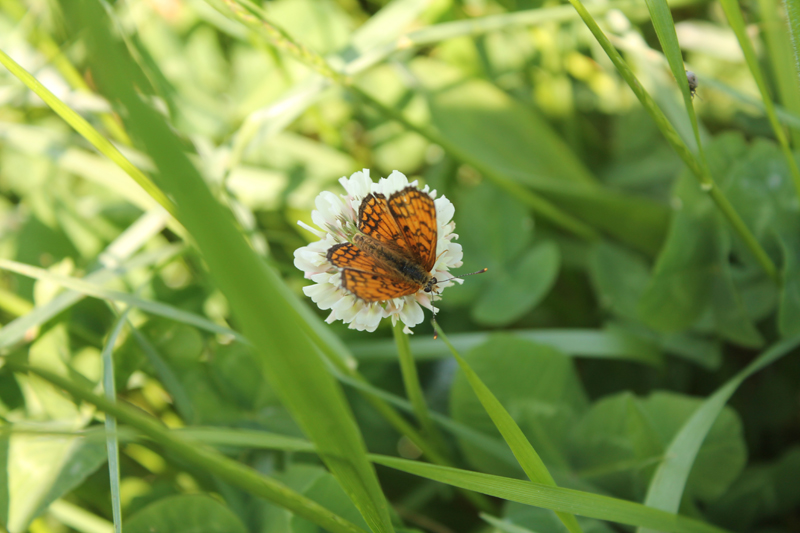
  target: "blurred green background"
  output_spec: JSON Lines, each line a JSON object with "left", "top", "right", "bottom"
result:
{"left": 0, "top": 0, "right": 799, "bottom": 532}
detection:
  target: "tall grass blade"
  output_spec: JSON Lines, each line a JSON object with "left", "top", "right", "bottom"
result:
{"left": 0, "top": 212, "right": 177, "bottom": 350}
{"left": 786, "top": 0, "right": 800, "bottom": 76}
{"left": 0, "top": 258, "right": 245, "bottom": 342}
{"left": 0, "top": 48, "right": 176, "bottom": 218}
{"left": 369, "top": 456, "right": 727, "bottom": 533}
{"left": 101, "top": 310, "right": 130, "bottom": 533}
{"left": 65, "top": 2, "right": 394, "bottom": 530}
{"left": 434, "top": 325, "right": 583, "bottom": 533}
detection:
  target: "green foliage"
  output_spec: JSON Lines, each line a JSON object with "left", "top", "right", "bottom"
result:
{"left": 0, "top": 0, "right": 799, "bottom": 532}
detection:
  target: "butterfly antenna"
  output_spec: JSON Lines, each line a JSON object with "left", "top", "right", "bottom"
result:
{"left": 436, "top": 267, "right": 488, "bottom": 284}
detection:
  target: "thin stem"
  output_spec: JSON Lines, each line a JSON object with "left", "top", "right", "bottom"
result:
{"left": 392, "top": 322, "right": 450, "bottom": 458}
{"left": 566, "top": 0, "right": 779, "bottom": 284}
{"left": 9, "top": 363, "right": 369, "bottom": 533}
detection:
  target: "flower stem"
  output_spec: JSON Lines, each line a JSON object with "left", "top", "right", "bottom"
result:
{"left": 392, "top": 321, "right": 450, "bottom": 459}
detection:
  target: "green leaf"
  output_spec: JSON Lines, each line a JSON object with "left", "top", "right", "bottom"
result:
{"left": 705, "top": 446, "right": 800, "bottom": 530}
{"left": 451, "top": 334, "right": 588, "bottom": 475}
{"left": 718, "top": 0, "right": 800, "bottom": 200}
{"left": 125, "top": 495, "right": 248, "bottom": 533}
{"left": 638, "top": 135, "right": 766, "bottom": 347}
{"left": 472, "top": 241, "right": 560, "bottom": 326}
{"left": 589, "top": 241, "right": 651, "bottom": 322}
{"left": 4, "top": 422, "right": 106, "bottom": 532}
{"left": 568, "top": 392, "right": 745, "bottom": 505}
{"left": 499, "top": 504, "right": 616, "bottom": 533}
{"left": 13, "top": 363, "right": 368, "bottom": 533}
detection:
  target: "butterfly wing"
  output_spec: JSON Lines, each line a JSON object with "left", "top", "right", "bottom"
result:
{"left": 388, "top": 187, "right": 438, "bottom": 272}
{"left": 327, "top": 243, "right": 420, "bottom": 302}
{"left": 357, "top": 193, "right": 410, "bottom": 252}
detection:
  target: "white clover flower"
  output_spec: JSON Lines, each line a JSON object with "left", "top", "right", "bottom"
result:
{"left": 294, "top": 169, "right": 463, "bottom": 334}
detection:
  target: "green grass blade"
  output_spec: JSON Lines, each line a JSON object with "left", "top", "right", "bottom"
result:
{"left": 8, "top": 363, "right": 368, "bottom": 533}
{"left": 350, "top": 328, "right": 662, "bottom": 365}
{"left": 759, "top": 0, "right": 800, "bottom": 147}
{"left": 566, "top": 0, "right": 779, "bottom": 283}
{"left": 101, "top": 310, "right": 129, "bottom": 533}
{"left": 0, "top": 210, "right": 178, "bottom": 350}
{"left": 434, "top": 325, "right": 583, "bottom": 533}
{"left": 0, "top": 258, "right": 244, "bottom": 342}
{"left": 638, "top": 334, "right": 800, "bottom": 530}
{"left": 718, "top": 0, "right": 800, "bottom": 200}
{"left": 66, "top": 3, "right": 394, "bottom": 530}
{"left": 0, "top": 47, "right": 176, "bottom": 218}
{"left": 786, "top": 0, "right": 800, "bottom": 76}
{"left": 369, "top": 456, "right": 727, "bottom": 533}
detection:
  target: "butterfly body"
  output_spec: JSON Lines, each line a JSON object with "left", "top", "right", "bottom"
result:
{"left": 326, "top": 186, "right": 439, "bottom": 303}
{"left": 351, "top": 233, "right": 436, "bottom": 290}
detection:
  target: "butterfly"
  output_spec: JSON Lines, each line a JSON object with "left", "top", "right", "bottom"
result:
{"left": 326, "top": 186, "right": 440, "bottom": 302}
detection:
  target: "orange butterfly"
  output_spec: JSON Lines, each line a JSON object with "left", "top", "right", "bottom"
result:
{"left": 326, "top": 186, "right": 439, "bottom": 302}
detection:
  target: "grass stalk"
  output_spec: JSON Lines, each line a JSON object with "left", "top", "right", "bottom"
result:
{"left": 566, "top": 0, "right": 779, "bottom": 284}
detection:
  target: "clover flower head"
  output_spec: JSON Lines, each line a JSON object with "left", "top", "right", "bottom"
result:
{"left": 294, "top": 169, "right": 463, "bottom": 333}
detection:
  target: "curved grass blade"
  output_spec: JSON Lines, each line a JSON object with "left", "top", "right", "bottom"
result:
{"left": 434, "top": 325, "right": 583, "bottom": 533}
{"left": 637, "top": 335, "right": 800, "bottom": 532}
{"left": 0, "top": 48, "right": 175, "bottom": 219}
{"left": 0, "top": 258, "right": 245, "bottom": 342}
{"left": 369, "top": 456, "right": 727, "bottom": 533}
{"left": 0, "top": 211, "right": 178, "bottom": 350}
{"left": 7, "top": 363, "right": 368, "bottom": 533}
{"left": 65, "top": 3, "right": 394, "bottom": 530}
